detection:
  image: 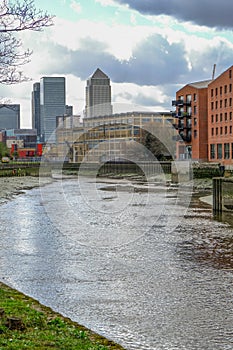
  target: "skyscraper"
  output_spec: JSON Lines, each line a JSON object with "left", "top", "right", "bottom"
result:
{"left": 0, "top": 104, "right": 20, "bottom": 130}
{"left": 40, "top": 77, "right": 66, "bottom": 142}
{"left": 85, "top": 68, "right": 112, "bottom": 118}
{"left": 31, "top": 82, "right": 40, "bottom": 139}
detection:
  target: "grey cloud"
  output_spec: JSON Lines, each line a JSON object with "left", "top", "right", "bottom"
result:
{"left": 34, "top": 34, "right": 233, "bottom": 108}
{"left": 114, "top": 0, "right": 233, "bottom": 28}
{"left": 114, "top": 91, "right": 158, "bottom": 106}
{"left": 46, "top": 34, "right": 189, "bottom": 86}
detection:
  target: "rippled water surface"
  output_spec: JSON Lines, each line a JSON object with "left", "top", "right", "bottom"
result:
{"left": 0, "top": 177, "right": 232, "bottom": 350}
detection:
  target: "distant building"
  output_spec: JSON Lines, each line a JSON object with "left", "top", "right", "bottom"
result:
{"left": 0, "top": 104, "right": 20, "bottom": 130}
{"left": 65, "top": 105, "right": 73, "bottom": 116}
{"left": 85, "top": 68, "right": 112, "bottom": 118}
{"left": 40, "top": 77, "right": 66, "bottom": 143}
{"left": 31, "top": 82, "right": 41, "bottom": 139}
{"left": 56, "top": 111, "right": 174, "bottom": 163}
{"left": 5, "top": 129, "right": 37, "bottom": 148}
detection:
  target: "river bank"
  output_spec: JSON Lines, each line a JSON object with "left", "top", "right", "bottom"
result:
{"left": 0, "top": 281, "right": 125, "bottom": 350}
{"left": 0, "top": 176, "right": 53, "bottom": 203}
{"left": 0, "top": 174, "right": 213, "bottom": 203}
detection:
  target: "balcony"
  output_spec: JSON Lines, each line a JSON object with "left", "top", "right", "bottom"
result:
{"left": 172, "top": 111, "right": 192, "bottom": 119}
{"left": 172, "top": 100, "right": 191, "bottom": 107}
{"left": 175, "top": 131, "right": 191, "bottom": 143}
{"left": 172, "top": 123, "right": 184, "bottom": 130}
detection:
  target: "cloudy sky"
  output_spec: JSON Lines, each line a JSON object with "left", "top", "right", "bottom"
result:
{"left": 2, "top": 0, "right": 233, "bottom": 127}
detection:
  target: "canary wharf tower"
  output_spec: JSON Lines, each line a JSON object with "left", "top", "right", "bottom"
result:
{"left": 85, "top": 68, "right": 112, "bottom": 118}
{"left": 40, "top": 77, "right": 66, "bottom": 142}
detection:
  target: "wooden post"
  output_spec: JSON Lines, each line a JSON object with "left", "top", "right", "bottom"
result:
{"left": 213, "top": 177, "right": 222, "bottom": 212}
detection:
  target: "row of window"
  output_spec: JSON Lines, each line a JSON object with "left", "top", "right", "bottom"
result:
{"left": 210, "top": 98, "right": 232, "bottom": 110}
{"left": 211, "top": 126, "right": 232, "bottom": 136}
{"left": 211, "top": 112, "right": 233, "bottom": 123}
{"left": 178, "top": 94, "right": 197, "bottom": 102}
{"left": 210, "top": 143, "right": 232, "bottom": 160}
{"left": 210, "top": 83, "right": 232, "bottom": 97}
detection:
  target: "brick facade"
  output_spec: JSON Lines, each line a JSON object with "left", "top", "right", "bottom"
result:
{"left": 208, "top": 65, "right": 233, "bottom": 165}
{"left": 173, "top": 81, "right": 210, "bottom": 161}
{"left": 173, "top": 64, "right": 233, "bottom": 166}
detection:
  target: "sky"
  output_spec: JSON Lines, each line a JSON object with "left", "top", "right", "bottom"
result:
{"left": 2, "top": 0, "right": 233, "bottom": 127}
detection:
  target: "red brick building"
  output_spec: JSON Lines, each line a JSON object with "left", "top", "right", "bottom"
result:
{"left": 172, "top": 80, "right": 211, "bottom": 161}
{"left": 208, "top": 65, "right": 233, "bottom": 166}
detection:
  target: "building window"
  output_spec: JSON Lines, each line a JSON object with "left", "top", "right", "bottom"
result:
{"left": 225, "top": 112, "right": 228, "bottom": 121}
{"left": 230, "top": 83, "right": 232, "bottom": 92}
{"left": 220, "top": 100, "right": 222, "bottom": 108}
{"left": 216, "top": 114, "right": 218, "bottom": 122}
{"left": 194, "top": 117, "right": 197, "bottom": 126}
{"left": 194, "top": 130, "right": 197, "bottom": 138}
{"left": 211, "top": 89, "right": 214, "bottom": 97}
{"left": 230, "top": 112, "right": 232, "bottom": 121}
{"left": 215, "top": 101, "right": 218, "bottom": 109}
{"left": 211, "top": 115, "right": 214, "bottom": 123}
{"left": 193, "top": 93, "right": 197, "bottom": 101}
{"left": 220, "top": 113, "right": 223, "bottom": 122}
{"left": 230, "top": 125, "right": 232, "bottom": 134}
{"left": 194, "top": 106, "right": 197, "bottom": 115}
{"left": 215, "top": 87, "right": 218, "bottom": 96}
{"left": 211, "top": 102, "right": 214, "bottom": 110}
{"left": 224, "top": 85, "right": 227, "bottom": 94}
{"left": 220, "top": 127, "right": 223, "bottom": 135}
{"left": 220, "top": 86, "right": 222, "bottom": 95}
{"left": 224, "top": 143, "right": 230, "bottom": 159}
{"left": 225, "top": 99, "right": 227, "bottom": 107}
{"left": 211, "top": 128, "right": 214, "bottom": 136}
{"left": 210, "top": 144, "right": 215, "bottom": 159}
{"left": 229, "top": 70, "right": 232, "bottom": 79}
{"left": 217, "top": 144, "right": 222, "bottom": 159}
{"left": 216, "top": 127, "right": 218, "bottom": 135}
{"left": 230, "top": 98, "right": 232, "bottom": 107}
{"left": 225, "top": 126, "right": 228, "bottom": 134}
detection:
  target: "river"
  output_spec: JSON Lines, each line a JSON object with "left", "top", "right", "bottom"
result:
{"left": 0, "top": 176, "right": 232, "bottom": 350}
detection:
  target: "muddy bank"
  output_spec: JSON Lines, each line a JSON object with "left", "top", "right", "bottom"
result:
{"left": 0, "top": 176, "right": 53, "bottom": 203}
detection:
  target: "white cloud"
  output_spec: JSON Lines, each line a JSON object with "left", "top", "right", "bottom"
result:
{"left": 70, "top": 1, "right": 82, "bottom": 14}
{"left": 95, "top": 0, "right": 117, "bottom": 6}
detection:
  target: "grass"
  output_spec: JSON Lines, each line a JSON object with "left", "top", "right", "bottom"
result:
{"left": 0, "top": 282, "right": 126, "bottom": 350}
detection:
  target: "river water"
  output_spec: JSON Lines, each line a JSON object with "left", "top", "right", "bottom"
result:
{"left": 0, "top": 177, "right": 232, "bottom": 350}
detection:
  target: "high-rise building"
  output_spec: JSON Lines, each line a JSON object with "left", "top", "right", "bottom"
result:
{"left": 0, "top": 104, "right": 20, "bottom": 130}
{"left": 85, "top": 68, "right": 112, "bottom": 118}
{"left": 40, "top": 77, "right": 66, "bottom": 142}
{"left": 31, "top": 82, "right": 40, "bottom": 138}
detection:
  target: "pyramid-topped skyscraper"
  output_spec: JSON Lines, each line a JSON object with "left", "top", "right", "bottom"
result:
{"left": 85, "top": 68, "right": 112, "bottom": 118}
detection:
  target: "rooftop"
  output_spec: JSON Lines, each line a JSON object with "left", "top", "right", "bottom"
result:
{"left": 189, "top": 79, "right": 212, "bottom": 89}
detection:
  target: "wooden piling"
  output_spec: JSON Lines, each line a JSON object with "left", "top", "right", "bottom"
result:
{"left": 213, "top": 177, "right": 222, "bottom": 212}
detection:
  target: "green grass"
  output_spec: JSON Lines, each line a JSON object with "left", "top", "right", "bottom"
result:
{"left": 0, "top": 282, "right": 125, "bottom": 350}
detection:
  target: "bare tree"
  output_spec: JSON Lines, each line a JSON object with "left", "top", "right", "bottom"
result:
{"left": 0, "top": 0, "right": 54, "bottom": 84}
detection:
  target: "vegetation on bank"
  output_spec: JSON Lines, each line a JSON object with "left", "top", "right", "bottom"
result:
{"left": 0, "top": 282, "right": 125, "bottom": 350}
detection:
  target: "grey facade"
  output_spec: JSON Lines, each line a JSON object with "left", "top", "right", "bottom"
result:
{"left": 40, "top": 77, "right": 66, "bottom": 143}
{"left": 65, "top": 105, "right": 73, "bottom": 116}
{"left": 85, "top": 68, "right": 112, "bottom": 118}
{"left": 31, "top": 82, "right": 40, "bottom": 138}
{"left": 0, "top": 104, "right": 20, "bottom": 130}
